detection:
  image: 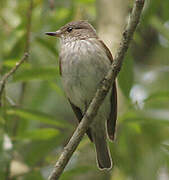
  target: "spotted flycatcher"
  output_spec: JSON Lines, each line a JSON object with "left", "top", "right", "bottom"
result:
{"left": 46, "top": 20, "right": 117, "bottom": 170}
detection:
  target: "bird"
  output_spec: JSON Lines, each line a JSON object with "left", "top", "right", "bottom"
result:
{"left": 45, "top": 20, "right": 117, "bottom": 170}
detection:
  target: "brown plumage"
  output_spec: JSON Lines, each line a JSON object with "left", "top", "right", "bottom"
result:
{"left": 46, "top": 20, "right": 117, "bottom": 170}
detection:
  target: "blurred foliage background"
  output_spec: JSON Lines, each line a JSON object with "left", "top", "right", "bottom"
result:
{"left": 0, "top": 0, "right": 169, "bottom": 179}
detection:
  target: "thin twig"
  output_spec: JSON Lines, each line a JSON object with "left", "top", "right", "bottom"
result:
{"left": 0, "top": 53, "right": 29, "bottom": 107}
{"left": 48, "top": 0, "right": 145, "bottom": 179}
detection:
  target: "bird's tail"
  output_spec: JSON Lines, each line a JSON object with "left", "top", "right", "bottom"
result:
{"left": 93, "top": 133, "right": 112, "bottom": 170}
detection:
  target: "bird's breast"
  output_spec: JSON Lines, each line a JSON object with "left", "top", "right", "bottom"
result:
{"left": 60, "top": 39, "right": 110, "bottom": 109}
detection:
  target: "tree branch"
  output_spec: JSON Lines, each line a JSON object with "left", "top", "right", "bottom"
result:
{"left": 48, "top": 0, "right": 145, "bottom": 179}
{"left": 0, "top": 53, "right": 29, "bottom": 107}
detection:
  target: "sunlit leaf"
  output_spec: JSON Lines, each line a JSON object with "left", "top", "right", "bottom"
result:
{"left": 128, "top": 122, "right": 142, "bottom": 134}
{"left": 16, "top": 128, "right": 60, "bottom": 140}
{"left": 3, "top": 58, "right": 30, "bottom": 68}
{"left": 54, "top": 8, "right": 71, "bottom": 21}
{"left": 7, "top": 108, "right": 69, "bottom": 128}
{"left": 13, "top": 66, "right": 59, "bottom": 81}
{"left": 74, "top": 0, "right": 95, "bottom": 3}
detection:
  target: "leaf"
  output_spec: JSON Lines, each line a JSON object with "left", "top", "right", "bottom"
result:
{"left": 121, "top": 110, "right": 169, "bottom": 126}
{"left": 150, "top": 16, "right": 169, "bottom": 41}
{"left": 145, "top": 91, "right": 169, "bottom": 102}
{"left": 3, "top": 58, "right": 30, "bottom": 68}
{"left": 118, "top": 52, "right": 134, "bottom": 98}
{"left": 4, "top": 29, "right": 25, "bottom": 56}
{"left": 24, "top": 137, "right": 64, "bottom": 166}
{"left": 35, "top": 36, "right": 58, "bottom": 57}
{"left": 13, "top": 66, "right": 59, "bottom": 81}
{"left": 23, "top": 171, "right": 44, "bottom": 180}
{"left": 141, "top": 0, "right": 161, "bottom": 25}
{"left": 0, "top": 116, "right": 5, "bottom": 124}
{"left": 61, "top": 166, "right": 94, "bottom": 180}
{"left": 16, "top": 128, "right": 60, "bottom": 140}
{"left": 162, "top": 143, "right": 169, "bottom": 152}
{"left": 74, "top": 0, "right": 95, "bottom": 3}
{"left": 7, "top": 108, "right": 69, "bottom": 128}
{"left": 8, "top": 30, "right": 26, "bottom": 59}
{"left": 48, "top": 82, "right": 64, "bottom": 96}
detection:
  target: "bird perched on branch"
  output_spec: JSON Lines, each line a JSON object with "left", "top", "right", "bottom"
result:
{"left": 46, "top": 20, "right": 117, "bottom": 170}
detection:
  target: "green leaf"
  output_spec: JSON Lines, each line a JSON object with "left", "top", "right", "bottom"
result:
{"left": 3, "top": 58, "right": 30, "bottom": 68}
{"left": 23, "top": 171, "right": 44, "bottom": 180}
{"left": 150, "top": 16, "right": 169, "bottom": 41}
{"left": 141, "top": 0, "right": 161, "bottom": 25}
{"left": 48, "top": 82, "right": 64, "bottom": 96}
{"left": 8, "top": 30, "right": 26, "bottom": 58}
{"left": 35, "top": 36, "right": 58, "bottom": 57}
{"left": 4, "top": 29, "right": 25, "bottom": 56}
{"left": 7, "top": 108, "right": 69, "bottom": 128}
{"left": 0, "top": 116, "right": 5, "bottom": 124}
{"left": 13, "top": 66, "right": 59, "bottom": 81}
{"left": 121, "top": 110, "right": 169, "bottom": 126}
{"left": 24, "top": 137, "right": 63, "bottom": 166}
{"left": 61, "top": 166, "right": 94, "bottom": 180}
{"left": 145, "top": 91, "right": 169, "bottom": 102}
{"left": 118, "top": 52, "right": 134, "bottom": 98}
{"left": 16, "top": 128, "right": 60, "bottom": 140}
{"left": 74, "top": 0, "right": 95, "bottom": 3}
{"left": 162, "top": 143, "right": 169, "bottom": 152}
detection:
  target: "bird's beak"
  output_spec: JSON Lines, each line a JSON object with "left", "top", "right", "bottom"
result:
{"left": 45, "top": 30, "right": 61, "bottom": 37}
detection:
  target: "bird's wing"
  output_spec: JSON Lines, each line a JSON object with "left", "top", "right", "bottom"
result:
{"left": 107, "top": 82, "right": 117, "bottom": 141}
{"left": 98, "top": 40, "right": 113, "bottom": 63}
{"left": 68, "top": 99, "right": 93, "bottom": 142}
{"left": 59, "top": 55, "right": 62, "bottom": 75}
{"left": 99, "top": 39, "right": 117, "bottom": 141}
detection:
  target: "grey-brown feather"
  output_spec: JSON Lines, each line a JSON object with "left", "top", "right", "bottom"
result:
{"left": 58, "top": 20, "right": 117, "bottom": 169}
{"left": 68, "top": 99, "right": 93, "bottom": 142}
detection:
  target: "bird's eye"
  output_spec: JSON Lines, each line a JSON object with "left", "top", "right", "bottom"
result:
{"left": 67, "top": 27, "right": 73, "bottom": 33}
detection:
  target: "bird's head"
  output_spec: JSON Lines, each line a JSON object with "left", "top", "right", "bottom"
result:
{"left": 45, "top": 20, "right": 98, "bottom": 43}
